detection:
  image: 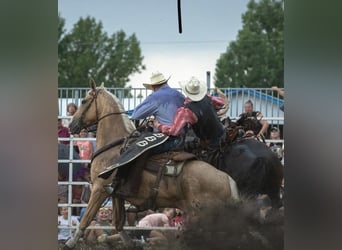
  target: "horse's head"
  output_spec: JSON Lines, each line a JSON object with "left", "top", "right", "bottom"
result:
{"left": 69, "top": 79, "right": 125, "bottom": 134}
{"left": 236, "top": 114, "right": 261, "bottom": 134}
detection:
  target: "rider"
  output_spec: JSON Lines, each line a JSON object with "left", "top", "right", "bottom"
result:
{"left": 154, "top": 76, "right": 226, "bottom": 150}
{"left": 237, "top": 100, "right": 269, "bottom": 138}
{"left": 98, "top": 71, "right": 185, "bottom": 192}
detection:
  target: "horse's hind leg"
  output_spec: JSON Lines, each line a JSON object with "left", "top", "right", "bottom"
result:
{"left": 64, "top": 183, "right": 109, "bottom": 249}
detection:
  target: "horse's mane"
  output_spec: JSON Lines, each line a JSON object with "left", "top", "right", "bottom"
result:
{"left": 93, "top": 85, "right": 135, "bottom": 134}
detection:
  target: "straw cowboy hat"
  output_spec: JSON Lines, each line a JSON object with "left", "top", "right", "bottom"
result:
{"left": 180, "top": 76, "right": 207, "bottom": 101}
{"left": 143, "top": 71, "right": 171, "bottom": 90}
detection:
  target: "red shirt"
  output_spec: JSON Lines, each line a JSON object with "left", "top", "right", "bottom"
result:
{"left": 58, "top": 126, "right": 70, "bottom": 144}
{"left": 158, "top": 95, "right": 225, "bottom": 136}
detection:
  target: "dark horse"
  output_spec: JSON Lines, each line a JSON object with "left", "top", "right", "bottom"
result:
{"left": 188, "top": 118, "right": 284, "bottom": 208}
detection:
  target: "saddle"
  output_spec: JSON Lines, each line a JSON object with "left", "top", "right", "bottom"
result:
{"left": 144, "top": 151, "right": 196, "bottom": 177}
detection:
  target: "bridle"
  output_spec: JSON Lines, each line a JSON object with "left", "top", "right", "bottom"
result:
{"left": 81, "top": 88, "right": 128, "bottom": 162}
{"left": 82, "top": 88, "right": 127, "bottom": 127}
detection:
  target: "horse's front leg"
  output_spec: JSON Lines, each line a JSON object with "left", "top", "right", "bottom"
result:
{"left": 64, "top": 181, "right": 109, "bottom": 249}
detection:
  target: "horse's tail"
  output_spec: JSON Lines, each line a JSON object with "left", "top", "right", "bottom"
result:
{"left": 255, "top": 156, "right": 283, "bottom": 208}
{"left": 228, "top": 175, "right": 240, "bottom": 201}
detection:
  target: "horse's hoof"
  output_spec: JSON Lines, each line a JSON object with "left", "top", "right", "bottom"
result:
{"left": 62, "top": 245, "right": 73, "bottom": 250}
{"left": 63, "top": 239, "right": 76, "bottom": 249}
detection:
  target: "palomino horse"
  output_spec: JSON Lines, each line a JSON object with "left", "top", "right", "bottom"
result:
{"left": 65, "top": 80, "right": 239, "bottom": 249}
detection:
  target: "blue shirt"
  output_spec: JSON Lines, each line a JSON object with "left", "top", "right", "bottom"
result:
{"left": 131, "top": 84, "right": 185, "bottom": 125}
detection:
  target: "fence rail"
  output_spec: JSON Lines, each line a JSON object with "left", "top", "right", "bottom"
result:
{"left": 58, "top": 87, "right": 284, "bottom": 125}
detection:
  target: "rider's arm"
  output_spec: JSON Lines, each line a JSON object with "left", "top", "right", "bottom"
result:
{"left": 257, "top": 112, "right": 269, "bottom": 136}
{"left": 157, "top": 107, "right": 197, "bottom": 136}
{"left": 131, "top": 101, "right": 158, "bottom": 120}
{"left": 209, "top": 95, "right": 226, "bottom": 110}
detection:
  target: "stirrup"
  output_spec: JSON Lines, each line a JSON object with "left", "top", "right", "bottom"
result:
{"left": 98, "top": 163, "right": 120, "bottom": 179}
{"left": 103, "top": 185, "right": 114, "bottom": 195}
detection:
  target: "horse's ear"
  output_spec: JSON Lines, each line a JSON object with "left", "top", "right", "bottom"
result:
{"left": 100, "top": 82, "right": 105, "bottom": 88}
{"left": 89, "top": 79, "right": 96, "bottom": 90}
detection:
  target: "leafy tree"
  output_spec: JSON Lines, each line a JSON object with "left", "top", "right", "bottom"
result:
{"left": 215, "top": 0, "right": 284, "bottom": 88}
{"left": 58, "top": 15, "right": 145, "bottom": 90}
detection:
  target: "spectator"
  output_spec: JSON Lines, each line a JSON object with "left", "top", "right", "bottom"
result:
{"left": 154, "top": 76, "right": 226, "bottom": 149}
{"left": 267, "top": 126, "right": 283, "bottom": 161}
{"left": 58, "top": 118, "right": 70, "bottom": 145}
{"left": 75, "top": 128, "right": 94, "bottom": 168}
{"left": 71, "top": 167, "right": 91, "bottom": 216}
{"left": 271, "top": 86, "right": 284, "bottom": 111}
{"left": 271, "top": 86, "right": 284, "bottom": 97}
{"left": 78, "top": 168, "right": 92, "bottom": 221}
{"left": 88, "top": 131, "right": 97, "bottom": 152}
{"left": 126, "top": 206, "right": 154, "bottom": 227}
{"left": 67, "top": 102, "right": 78, "bottom": 116}
{"left": 237, "top": 100, "right": 269, "bottom": 137}
{"left": 84, "top": 206, "right": 113, "bottom": 243}
{"left": 63, "top": 102, "right": 78, "bottom": 127}
{"left": 58, "top": 206, "right": 80, "bottom": 241}
{"left": 135, "top": 208, "right": 176, "bottom": 246}
{"left": 58, "top": 171, "right": 68, "bottom": 204}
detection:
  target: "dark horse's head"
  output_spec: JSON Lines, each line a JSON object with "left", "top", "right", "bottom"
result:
{"left": 236, "top": 114, "right": 262, "bottom": 134}
{"left": 69, "top": 79, "right": 102, "bottom": 135}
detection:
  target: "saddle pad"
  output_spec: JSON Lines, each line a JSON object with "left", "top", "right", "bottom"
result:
{"left": 115, "top": 132, "right": 169, "bottom": 167}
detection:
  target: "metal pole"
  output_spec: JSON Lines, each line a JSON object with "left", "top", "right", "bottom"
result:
{"left": 206, "top": 71, "right": 211, "bottom": 93}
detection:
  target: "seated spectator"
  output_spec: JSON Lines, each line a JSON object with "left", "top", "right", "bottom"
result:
{"left": 58, "top": 206, "right": 80, "bottom": 241}
{"left": 267, "top": 126, "right": 283, "bottom": 161}
{"left": 78, "top": 168, "right": 92, "bottom": 221}
{"left": 58, "top": 118, "right": 70, "bottom": 145}
{"left": 84, "top": 206, "right": 113, "bottom": 243}
{"left": 72, "top": 168, "right": 90, "bottom": 216}
{"left": 126, "top": 205, "right": 155, "bottom": 227}
{"left": 58, "top": 172, "right": 68, "bottom": 204}
{"left": 135, "top": 208, "right": 176, "bottom": 245}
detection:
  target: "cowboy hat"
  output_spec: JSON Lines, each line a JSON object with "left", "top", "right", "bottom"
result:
{"left": 143, "top": 71, "right": 171, "bottom": 90}
{"left": 180, "top": 76, "right": 207, "bottom": 101}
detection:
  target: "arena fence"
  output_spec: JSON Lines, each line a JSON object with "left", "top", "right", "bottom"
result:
{"left": 58, "top": 135, "right": 284, "bottom": 233}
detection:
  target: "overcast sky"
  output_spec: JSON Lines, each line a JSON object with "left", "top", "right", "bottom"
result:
{"left": 58, "top": 0, "right": 250, "bottom": 89}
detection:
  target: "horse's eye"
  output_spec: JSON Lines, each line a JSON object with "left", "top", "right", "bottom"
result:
{"left": 81, "top": 99, "right": 87, "bottom": 104}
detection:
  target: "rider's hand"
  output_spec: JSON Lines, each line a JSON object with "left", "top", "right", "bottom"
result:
{"left": 245, "top": 130, "right": 254, "bottom": 136}
{"left": 153, "top": 119, "right": 160, "bottom": 129}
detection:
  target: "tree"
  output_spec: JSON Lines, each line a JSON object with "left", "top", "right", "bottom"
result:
{"left": 58, "top": 15, "right": 145, "bottom": 90}
{"left": 214, "top": 0, "right": 284, "bottom": 88}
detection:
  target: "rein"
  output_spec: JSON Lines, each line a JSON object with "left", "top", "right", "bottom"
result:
{"left": 87, "top": 89, "right": 127, "bottom": 163}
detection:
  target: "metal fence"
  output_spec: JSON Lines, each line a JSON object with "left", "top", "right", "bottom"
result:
{"left": 58, "top": 87, "right": 284, "bottom": 126}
